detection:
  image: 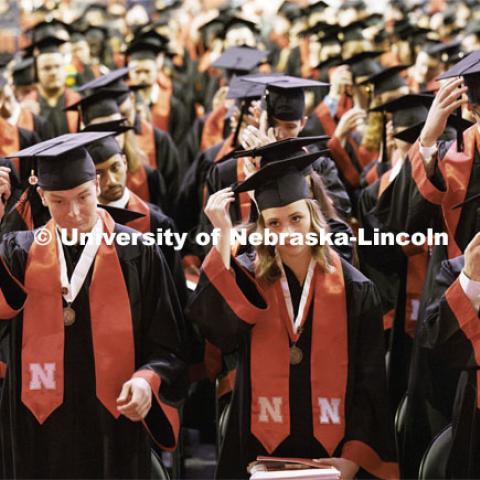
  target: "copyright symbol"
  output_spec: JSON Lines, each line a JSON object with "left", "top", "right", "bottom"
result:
{"left": 34, "top": 228, "right": 52, "bottom": 246}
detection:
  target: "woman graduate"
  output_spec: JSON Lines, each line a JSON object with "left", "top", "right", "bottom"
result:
{"left": 187, "top": 150, "right": 398, "bottom": 479}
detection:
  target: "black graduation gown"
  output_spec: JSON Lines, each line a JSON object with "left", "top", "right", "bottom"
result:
{"left": 174, "top": 142, "right": 224, "bottom": 236}
{"left": 373, "top": 138, "right": 480, "bottom": 477}
{"left": 144, "top": 164, "right": 167, "bottom": 210}
{"left": 38, "top": 94, "right": 71, "bottom": 137}
{"left": 167, "top": 95, "right": 189, "bottom": 147}
{"left": 31, "top": 113, "right": 54, "bottom": 141}
{"left": 421, "top": 255, "right": 480, "bottom": 478}
{"left": 357, "top": 179, "right": 415, "bottom": 411}
{"left": 0, "top": 224, "right": 188, "bottom": 479}
{"left": 147, "top": 203, "right": 188, "bottom": 308}
{"left": 187, "top": 250, "right": 397, "bottom": 479}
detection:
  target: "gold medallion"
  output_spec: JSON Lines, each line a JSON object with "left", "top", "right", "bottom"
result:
{"left": 63, "top": 306, "right": 76, "bottom": 326}
{"left": 290, "top": 345, "right": 303, "bottom": 365}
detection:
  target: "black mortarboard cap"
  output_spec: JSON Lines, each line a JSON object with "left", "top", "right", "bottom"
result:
{"left": 77, "top": 67, "right": 130, "bottom": 93}
{"left": 212, "top": 47, "right": 268, "bottom": 75}
{"left": 394, "top": 115, "right": 473, "bottom": 144}
{"left": 243, "top": 75, "right": 328, "bottom": 121}
{"left": 5, "top": 132, "right": 115, "bottom": 191}
{"left": 233, "top": 152, "right": 320, "bottom": 210}
{"left": 25, "top": 19, "right": 71, "bottom": 42}
{"left": 437, "top": 50, "right": 480, "bottom": 104}
{"left": 65, "top": 87, "right": 127, "bottom": 124}
{"left": 369, "top": 93, "right": 433, "bottom": 127}
{"left": 98, "top": 204, "right": 146, "bottom": 224}
{"left": 12, "top": 57, "right": 35, "bottom": 86}
{"left": 337, "top": 20, "right": 367, "bottom": 43}
{"left": 359, "top": 64, "right": 409, "bottom": 95}
{"left": 342, "top": 50, "right": 383, "bottom": 79}
{"left": 87, "top": 136, "right": 123, "bottom": 165}
{"left": 233, "top": 136, "right": 330, "bottom": 167}
{"left": 314, "top": 54, "right": 344, "bottom": 72}
{"left": 305, "top": 0, "right": 329, "bottom": 14}
{"left": 25, "top": 35, "right": 66, "bottom": 56}
{"left": 81, "top": 118, "right": 133, "bottom": 134}
{"left": 426, "top": 41, "right": 463, "bottom": 64}
{"left": 226, "top": 75, "right": 267, "bottom": 100}
{"left": 221, "top": 16, "right": 259, "bottom": 37}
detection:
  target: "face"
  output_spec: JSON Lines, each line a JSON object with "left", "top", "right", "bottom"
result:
{"left": 271, "top": 116, "right": 306, "bottom": 140}
{"left": 95, "top": 154, "right": 128, "bottom": 203}
{"left": 38, "top": 180, "right": 98, "bottom": 236}
{"left": 129, "top": 59, "right": 158, "bottom": 87}
{"left": 261, "top": 200, "right": 312, "bottom": 258}
{"left": 71, "top": 40, "right": 91, "bottom": 64}
{"left": 224, "top": 27, "right": 256, "bottom": 48}
{"left": 37, "top": 52, "right": 66, "bottom": 92}
{"left": 413, "top": 51, "right": 439, "bottom": 85}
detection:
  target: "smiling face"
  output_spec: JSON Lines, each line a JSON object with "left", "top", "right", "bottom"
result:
{"left": 261, "top": 199, "right": 312, "bottom": 258}
{"left": 38, "top": 180, "right": 99, "bottom": 236}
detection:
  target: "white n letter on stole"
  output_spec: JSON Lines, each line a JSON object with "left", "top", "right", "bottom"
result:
{"left": 29, "top": 363, "right": 56, "bottom": 390}
{"left": 318, "top": 397, "right": 341, "bottom": 424}
{"left": 258, "top": 397, "right": 283, "bottom": 423}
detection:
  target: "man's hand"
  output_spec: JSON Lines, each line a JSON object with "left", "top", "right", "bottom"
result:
{"left": 313, "top": 457, "right": 359, "bottom": 480}
{"left": 334, "top": 107, "right": 366, "bottom": 142}
{"left": 420, "top": 77, "right": 468, "bottom": 147}
{"left": 329, "top": 65, "right": 353, "bottom": 99}
{"left": 464, "top": 232, "right": 480, "bottom": 281}
{"left": 0, "top": 167, "right": 12, "bottom": 204}
{"left": 117, "top": 377, "right": 152, "bottom": 421}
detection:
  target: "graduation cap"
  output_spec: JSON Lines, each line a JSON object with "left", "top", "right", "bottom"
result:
{"left": 358, "top": 64, "right": 409, "bottom": 95}
{"left": 5, "top": 132, "right": 115, "bottom": 191}
{"left": 25, "top": 35, "right": 67, "bottom": 56}
{"left": 425, "top": 41, "right": 464, "bottom": 65}
{"left": 393, "top": 114, "right": 473, "bottom": 144}
{"left": 25, "top": 19, "right": 71, "bottom": 42}
{"left": 314, "top": 54, "right": 345, "bottom": 73}
{"left": 12, "top": 57, "right": 35, "bottom": 87}
{"left": 233, "top": 152, "right": 320, "bottom": 210}
{"left": 125, "top": 37, "right": 166, "bottom": 61}
{"left": 437, "top": 50, "right": 480, "bottom": 104}
{"left": 338, "top": 0, "right": 367, "bottom": 10}
{"left": 81, "top": 118, "right": 133, "bottom": 134}
{"left": 297, "top": 21, "right": 335, "bottom": 38}
{"left": 87, "top": 135, "right": 123, "bottom": 165}
{"left": 226, "top": 75, "right": 267, "bottom": 100}
{"left": 342, "top": 50, "right": 383, "bottom": 80}
{"left": 369, "top": 93, "right": 433, "bottom": 127}
{"left": 305, "top": 0, "right": 329, "bottom": 14}
{"left": 77, "top": 67, "right": 130, "bottom": 93}
{"left": 222, "top": 15, "right": 260, "bottom": 37}
{"left": 97, "top": 204, "right": 146, "bottom": 224}
{"left": 212, "top": 47, "right": 268, "bottom": 76}
{"left": 65, "top": 87, "right": 127, "bottom": 124}
{"left": 337, "top": 20, "right": 367, "bottom": 43}
{"left": 233, "top": 136, "right": 330, "bottom": 167}
{"left": 243, "top": 75, "right": 329, "bottom": 121}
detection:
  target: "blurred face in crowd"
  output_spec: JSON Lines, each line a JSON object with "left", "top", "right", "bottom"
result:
{"left": 37, "top": 52, "right": 66, "bottom": 93}
{"left": 95, "top": 154, "right": 128, "bottom": 203}
{"left": 412, "top": 51, "right": 440, "bottom": 86}
{"left": 271, "top": 116, "right": 307, "bottom": 140}
{"left": 0, "top": 83, "right": 17, "bottom": 118}
{"left": 129, "top": 59, "right": 158, "bottom": 87}
{"left": 225, "top": 27, "right": 256, "bottom": 48}
{"left": 71, "top": 40, "right": 91, "bottom": 65}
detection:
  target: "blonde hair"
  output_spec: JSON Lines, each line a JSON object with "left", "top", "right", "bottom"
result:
{"left": 253, "top": 199, "right": 334, "bottom": 285}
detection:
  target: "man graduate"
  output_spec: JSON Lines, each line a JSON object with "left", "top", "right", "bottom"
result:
{"left": 0, "top": 132, "right": 187, "bottom": 478}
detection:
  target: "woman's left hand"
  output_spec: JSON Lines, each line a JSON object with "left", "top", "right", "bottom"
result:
{"left": 313, "top": 457, "right": 359, "bottom": 480}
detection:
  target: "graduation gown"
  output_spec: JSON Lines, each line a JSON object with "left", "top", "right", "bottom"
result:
{"left": 421, "top": 255, "right": 480, "bottom": 478}
{"left": 126, "top": 164, "right": 167, "bottom": 211}
{"left": 134, "top": 116, "right": 181, "bottom": 216}
{"left": 187, "top": 248, "right": 398, "bottom": 479}
{"left": 0, "top": 221, "right": 188, "bottom": 479}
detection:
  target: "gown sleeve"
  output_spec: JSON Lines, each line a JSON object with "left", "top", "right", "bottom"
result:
{"left": 340, "top": 276, "right": 399, "bottom": 479}
{"left": 132, "top": 243, "right": 188, "bottom": 451}
{"left": 186, "top": 247, "right": 270, "bottom": 353}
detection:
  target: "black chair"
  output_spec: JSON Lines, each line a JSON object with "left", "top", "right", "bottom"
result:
{"left": 395, "top": 393, "right": 408, "bottom": 457}
{"left": 151, "top": 450, "right": 170, "bottom": 480}
{"left": 418, "top": 424, "right": 453, "bottom": 479}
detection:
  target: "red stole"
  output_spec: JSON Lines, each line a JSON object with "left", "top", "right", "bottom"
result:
{"left": 22, "top": 209, "right": 135, "bottom": 423}
{"left": 438, "top": 128, "right": 478, "bottom": 258}
{"left": 14, "top": 189, "right": 34, "bottom": 230}
{"left": 18, "top": 108, "right": 35, "bottom": 131}
{"left": 126, "top": 166, "right": 151, "bottom": 203}
{"left": 136, "top": 119, "right": 157, "bottom": 169}
{"left": 250, "top": 252, "right": 348, "bottom": 455}
{"left": 125, "top": 191, "right": 151, "bottom": 233}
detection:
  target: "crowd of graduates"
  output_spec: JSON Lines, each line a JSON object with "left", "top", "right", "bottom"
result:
{"left": 2, "top": 0, "right": 480, "bottom": 478}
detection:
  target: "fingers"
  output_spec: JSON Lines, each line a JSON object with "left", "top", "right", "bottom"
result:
{"left": 116, "top": 382, "right": 132, "bottom": 404}
{"left": 437, "top": 77, "right": 464, "bottom": 102}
